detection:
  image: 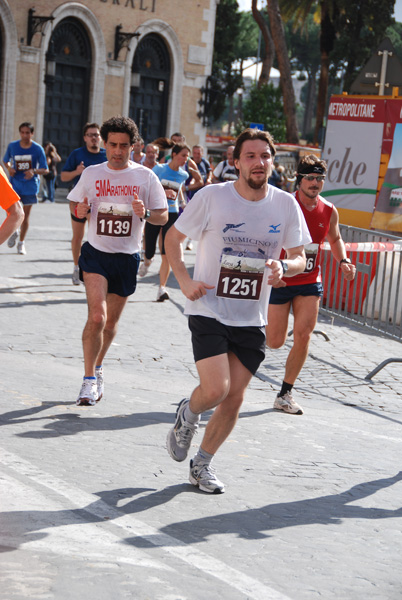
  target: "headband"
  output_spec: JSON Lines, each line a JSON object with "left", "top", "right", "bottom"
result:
{"left": 296, "top": 163, "right": 326, "bottom": 185}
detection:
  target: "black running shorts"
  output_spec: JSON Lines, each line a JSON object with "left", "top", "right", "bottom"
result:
{"left": 78, "top": 241, "right": 140, "bottom": 297}
{"left": 188, "top": 315, "right": 266, "bottom": 375}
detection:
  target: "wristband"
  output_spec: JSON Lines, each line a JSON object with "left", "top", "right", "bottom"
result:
{"left": 74, "top": 205, "right": 79, "bottom": 218}
{"left": 340, "top": 258, "right": 351, "bottom": 265}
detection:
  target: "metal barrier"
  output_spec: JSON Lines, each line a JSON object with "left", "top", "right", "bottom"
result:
{"left": 319, "top": 225, "right": 402, "bottom": 378}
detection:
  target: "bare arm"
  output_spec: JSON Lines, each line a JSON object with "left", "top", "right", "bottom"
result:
{"left": 131, "top": 194, "right": 168, "bottom": 225}
{"left": 267, "top": 245, "right": 306, "bottom": 287}
{"left": 327, "top": 207, "right": 356, "bottom": 281}
{"left": 61, "top": 161, "right": 85, "bottom": 182}
{"left": 165, "top": 225, "right": 214, "bottom": 300}
{"left": 0, "top": 201, "right": 24, "bottom": 245}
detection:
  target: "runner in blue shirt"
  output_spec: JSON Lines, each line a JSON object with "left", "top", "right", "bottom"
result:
{"left": 3, "top": 122, "right": 48, "bottom": 255}
{"left": 138, "top": 142, "right": 190, "bottom": 301}
{"left": 61, "top": 123, "right": 107, "bottom": 285}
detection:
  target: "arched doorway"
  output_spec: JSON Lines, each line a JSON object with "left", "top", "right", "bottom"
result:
{"left": 130, "top": 34, "right": 170, "bottom": 143}
{"left": 43, "top": 18, "right": 92, "bottom": 166}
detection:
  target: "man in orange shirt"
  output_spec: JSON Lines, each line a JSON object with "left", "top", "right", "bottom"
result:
{"left": 0, "top": 165, "right": 24, "bottom": 246}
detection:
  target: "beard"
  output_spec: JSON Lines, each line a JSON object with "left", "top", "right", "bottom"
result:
{"left": 246, "top": 174, "right": 268, "bottom": 189}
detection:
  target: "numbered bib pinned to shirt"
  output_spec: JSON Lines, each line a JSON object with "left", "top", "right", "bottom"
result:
{"left": 96, "top": 202, "right": 133, "bottom": 237}
{"left": 216, "top": 250, "right": 266, "bottom": 301}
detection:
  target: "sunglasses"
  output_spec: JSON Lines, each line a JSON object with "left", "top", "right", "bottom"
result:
{"left": 299, "top": 174, "right": 326, "bottom": 182}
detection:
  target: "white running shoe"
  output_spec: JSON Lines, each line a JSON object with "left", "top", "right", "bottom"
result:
{"left": 166, "top": 398, "right": 199, "bottom": 462}
{"left": 138, "top": 259, "right": 152, "bottom": 277}
{"left": 8, "top": 230, "right": 19, "bottom": 248}
{"left": 189, "top": 460, "right": 225, "bottom": 494}
{"left": 76, "top": 379, "right": 98, "bottom": 406}
{"left": 95, "top": 367, "right": 104, "bottom": 402}
{"left": 72, "top": 265, "right": 80, "bottom": 285}
{"left": 273, "top": 391, "right": 303, "bottom": 415}
{"left": 17, "top": 241, "right": 26, "bottom": 255}
{"left": 156, "top": 286, "right": 169, "bottom": 302}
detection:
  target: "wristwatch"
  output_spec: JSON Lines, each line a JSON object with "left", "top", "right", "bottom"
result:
{"left": 340, "top": 258, "right": 351, "bottom": 264}
{"left": 142, "top": 209, "right": 151, "bottom": 220}
{"left": 279, "top": 260, "right": 288, "bottom": 275}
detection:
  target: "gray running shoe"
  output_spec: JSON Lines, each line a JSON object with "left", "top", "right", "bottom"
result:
{"left": 166, "top": 398, "right": 198, "bottom": 462}
{"left": 95, "top": 367, "right": 104, "bottom": 402}
{"left": 8, "top": 230, "right": 19, "bottom": 248}
{"left": 76, "top": 379, "right": 98, "bottom": 406}
{"left": 72, "top": 265, "right": 80, "bottom": 285}
{"left": 138, "top": 260, "right": 152, "bottom": 277}
{"left": 273, "top": 391, "right": 303, "bottom": 415}
{"left": 189, "top": 459, "right": 225, "bottom": 494}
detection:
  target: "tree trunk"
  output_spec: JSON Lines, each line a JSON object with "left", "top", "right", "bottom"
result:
{"left": 251, "top": 0, "right": 275, "bottom": 88}
{"left": 313, "top": 2, "right": 337, "bottom": 145}
{"left": 302, "top": 71, "right": 317, "bottom": 139}
{"left": 266, "top": 0, "right": 299, "bottom": 143}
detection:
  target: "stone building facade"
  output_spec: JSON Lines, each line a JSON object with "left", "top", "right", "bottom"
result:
{"left": 0, "top": 0, "right": 217, "bottom": 161}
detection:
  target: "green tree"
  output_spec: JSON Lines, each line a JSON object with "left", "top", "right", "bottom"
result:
{"left": 331, "top": 0, "right": 395, "bottom": 92}
{"left": 204, "top": 0, "right": 243, "bottom": 124}
{"left": 385, "top": 21, "right": 402, "bottom": 62}
{"left": 237, "top": 83, "right": 286, "bottom": 142}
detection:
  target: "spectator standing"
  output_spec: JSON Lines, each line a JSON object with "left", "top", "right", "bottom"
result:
{"left": 42, "top": 142, "right": 61, "bottom": 203}
{"left": 212, "top": 145, "right": 238, "bottom": 183}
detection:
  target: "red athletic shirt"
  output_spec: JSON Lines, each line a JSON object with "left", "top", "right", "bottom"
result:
{"left": 281, "top": 191, "right": 334, "bottom": 286}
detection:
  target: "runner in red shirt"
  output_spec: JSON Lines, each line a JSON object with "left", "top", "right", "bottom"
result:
{"left": 267, "top": 154, "right": 356, "bottom": 415}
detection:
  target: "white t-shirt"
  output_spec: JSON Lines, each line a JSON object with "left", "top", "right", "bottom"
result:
{"left": 68, "top": 161, "right": 167, "bottom": 254}
{"left": 174, "top": 182, "right": 311, "bottom": 327}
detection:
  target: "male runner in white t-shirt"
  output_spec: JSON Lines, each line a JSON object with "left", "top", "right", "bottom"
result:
{"left": 69, "top": 116, "right": 168, "bottom": 406}
{"left": 165, "top": 128, "right": 311, "bottom": 494}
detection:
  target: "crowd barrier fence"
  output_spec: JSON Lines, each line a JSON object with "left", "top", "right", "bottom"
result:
{"left": 318, "top": 225, "right": 402, "bottom": 379}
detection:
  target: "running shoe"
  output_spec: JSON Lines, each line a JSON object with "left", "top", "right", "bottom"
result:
{"left": 166, "top": 398, "right": 199, "bottom": 462}
{"left": 138, "top": 259, "right": 152, "bottom": 277}
{"left": 273, "top": 391, "right": 303, "bottom": 415}
{"left": 76, "top": 379, "right": 98, "bottom": 406}
{"left": 8, "top": 230, "right": 19, "bottom": 248}
{"left": 17, "top": 241, "right": 26, "bottom": 255}
{"left": 156, "top": 286, "right": 169, "bottom": 302}
{"left": 189, "top": 459, "right": 225, "bottom": 494}
{"left": 95, "top": 367, "right": 104, "bottom": 402}
{"left": 185, "top": 240, "right": 193, "bottom": 251}
{"left": 72, "top": 265, "right": 80, "bottom": 285}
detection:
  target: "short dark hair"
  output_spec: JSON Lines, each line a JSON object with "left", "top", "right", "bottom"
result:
{"left": 83, "top": 122, "right": 100, "bottom": 136}
{"left": 100, "top": 116, "right": 139, "bottom": 145}
{"left": 19, "top": 122, "right": 34, "bottom": 133}
{"left": 171, "top": 132, "right": 185, "bottom": 141}
{"left": 233, "top": 128, "right": 276, "bottom": 161}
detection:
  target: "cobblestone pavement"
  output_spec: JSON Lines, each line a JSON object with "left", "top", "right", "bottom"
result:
{"left": 0, "top": 202, "right": 401, "bottom": 600}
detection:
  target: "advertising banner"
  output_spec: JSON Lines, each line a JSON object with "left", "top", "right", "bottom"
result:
{"left": 371, "top": 99, "right": 402, "bottom": 232}
{"left": 322, "top": 96, "right": 385, "bottom": 227}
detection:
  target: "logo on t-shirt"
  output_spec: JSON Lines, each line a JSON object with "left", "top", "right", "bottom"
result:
{"left": 268, "top": 224, "right": 281, "bottom": 233}
{"left": 223, "top": 223, "right": 245, "bottom": 233}
{"left": 95, "top": 179, "right": 140, "bottom": 197}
